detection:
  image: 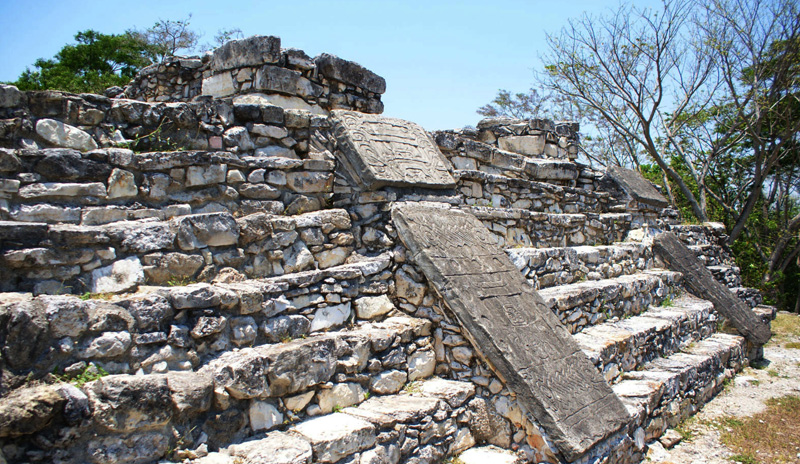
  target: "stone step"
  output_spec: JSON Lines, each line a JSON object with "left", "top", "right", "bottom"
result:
{"left": 189, "top": 378, "right": 477, "bottom": 464}
{"left": 454, "top": 169, "right": 609, "bottom": 214}
{"left": 573, "top": 295, "right": 717, "bottom": 383}
{"left": 537, "top": 269, "right": 683, "bottom": 334}
{"left": 0, "top": 313, "right": 442, "bottom": 463}
{"left": 506, "top": 242, "right": 653, "bottom": 290}
{"left": 466, "top": 205, "right": 634, "bottom": 249}
{"left": 613, "top": 333, "right": 747, "bottom": 443}
{"left": 0, "top": 254, "right": 408, "bottom": 382}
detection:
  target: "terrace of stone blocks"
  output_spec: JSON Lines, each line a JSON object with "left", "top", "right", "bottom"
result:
{"left": 0, "top": 35, "right": 777, "bottom": 464}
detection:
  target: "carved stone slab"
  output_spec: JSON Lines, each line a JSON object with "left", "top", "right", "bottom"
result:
{"left": 330, "top": 110, "right": 456, "bottom": 190}
{"left": 653, "top": 232, "right": 771, "bottom": 344}
{"left": 392, "top": 203, "right": 630, "bottom": 461}
{"left": 605, "top": 166, "right": 668, "bottom": 208}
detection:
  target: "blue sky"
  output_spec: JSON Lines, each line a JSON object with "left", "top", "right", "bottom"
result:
{"left": 0, "top": 0, "right": 660, "bottom": 130}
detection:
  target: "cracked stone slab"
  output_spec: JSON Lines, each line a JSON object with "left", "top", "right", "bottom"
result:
{"left": 604, "top": 165, "right": 668, "bottom": 208}
{"left": 291, "top": 412, "right": 376, "bottom": 463}
{"left": 391, "top": 203, "right": 631, "bottom": 461}
{"left": 653, "top": 232, "right": 771, "bottom": 345}
{"left": 329, "top": 110, "right": 455, "bottom": 190}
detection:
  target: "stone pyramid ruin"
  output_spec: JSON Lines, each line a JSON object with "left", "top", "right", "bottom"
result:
{"left": 0, "top": 35, "right": 775, "bottom": 464}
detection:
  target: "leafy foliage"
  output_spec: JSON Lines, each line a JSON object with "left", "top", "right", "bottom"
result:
{"left": 11, "top": 30, "right": 153, "bottom": 94}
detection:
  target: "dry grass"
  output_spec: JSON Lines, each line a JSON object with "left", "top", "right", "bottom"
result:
{"left": 771, "top": 313, "right": 800, "bottom": 341}
{"left": 714, "top": 395, "right": 800, "bottom": 463}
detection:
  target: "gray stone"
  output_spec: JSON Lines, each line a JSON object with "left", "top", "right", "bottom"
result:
{"left": 230, "top": 316, "right": 258, "bottom": 346}
{"left": 202, "top": 73, "right": 237, "bottom": 98}
{"left": 498, "top": 135, "right": 546, "bottom": 156}
{"left": 212, "top": 348, "right": 270, "bottom": 399}
{"left": 407, "top": 348, "right": 435, "bottom": 381}
{"left": 604, "top": 166, "right": 669, "bottom": 208}
{"left": 292, "top": 412, "right": 376, "bottom": 463}
{"left": 468, "top": 397, "right": 512, "bottom": 447}
{"left": 107, "top": 168, "right": 138, "bottom": 199}
{"left": 42, "top": 295, "right": 88, "bottom": 338}
{"left": 266, "top": 336, "right": 338, "bottom": 396}
{"left": 314, "top": 54, "right": 386, "bottom": 94}
{"left": 0, "top": 84, "right": 23, "bottom": 108}
{"left": 329, "top": 110, "right": 455, "bottom": 190}
{"left": 0, "top": 301, "right": 50, "bottom": 369}
{"left": 249, "top": 400, "right": 284, "bottom": 432}
{"left": 458, "top": 446, "right": 523, "bottom": 464}
{"left": 369, "top": 370, "right": 407, "bottom": 395}
{"left": 355, "top": 295, "right": 395, "bottom": 320}
{"left": 88, "top": 374, "right": 172, "bottom": 432}
{"left": 392, "top": 203, "right": 630, "bottom": 461}
{"left": 87, "top": 432, "right": 169, "bottom": 464}
{"left": 317, "top": 382, "right": 365, "bottom": 413}
{"left": 0, "top": 385, "right": 64, "bottom": 438}
{"left": 653, "top": 232, "right": 771, "bottom": 344}
{"left": 122, "top": 294, "right": 173, "bottom": 331}
{"left": 167, "top": 370, "right": 214, "bottom": 416}
{"left": 170, "top": 284, "right": 221, "bottom": 309}
{"left": 35, "top": 119, "right": 98, "bottom": 151}
{"left": 262, "top": 315, "right": 311, "bottom": 343}
{"left": 34, "top": 148, "right": 112, "bottom": 181}
{"left": 310, "top": 302, "right": 351, "bottom": 332}
{"left": 186, "top": 165, "right": 227, "bottom": 187}
{"left": 0, "top": 148, "right": 21, "bottom": 172}
{"left": 175, "top": 213, "right": 240, "bottom": 250}
{"left": 211, "top": 35, "right": 281, "bottom": 71}
{"left": 81, "top": 331, "right": 132, "bottom": 358}
{"left": 18, "top": 182, "right": 106, "bottom": 199}
{"left": 228, "top": 432, "right": 312, "bottom": 464}
{"left": 255, "top": 65, "right": 322, "bottom": 98}
{"left": 91, "top": 256, "right": 145, "bottom": 293}
{"left": 223, "top": 126, "right": 255, "bottom": 151}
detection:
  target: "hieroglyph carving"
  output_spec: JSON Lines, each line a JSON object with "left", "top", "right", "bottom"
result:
{"left": 330, "top": 110, "right": 455, "bottom": 190}
{"left": 392, "top": 203, "right": 630, "bottom": 461}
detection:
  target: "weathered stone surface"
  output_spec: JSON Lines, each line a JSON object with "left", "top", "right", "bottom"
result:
{"left": 310, "top": 302, "right": 351, "bottom": 332}
{"left": 498, "top": 135, "right": 546, "bottom": 157}
{"left": 0, "top": 385, "right": 64, "bottom": 438}
{"left": 346, "top": 395, "right": 439, "bottom": 428}
{"left": 458, "top": 446, "right": 523, "bottom": 464}
{"left": 255, "top": 66, "right": 322, "bottom": 98}
{"left": 88, "top": 374, "right": 173, "bottom": 432}
{"left": 87, "top": 432, "right": 169, "bottom": 464}
{"left": 91, "top": 256, "right": 145, "bottom": 293}
{"left": 211, "top": 35, "right": 281, "bottom": 72}
{"left": 0, "top": 300, "right": 50, "bottom": 369}
{"left": 228, "top": 432, "right": 312, "bottom": 464}
{"left": 0, "top": 84, "right": 23, "bottom": 108}
{"left": 175, "top": 213, "right": 240, "bottom": 250}
{"left": 202, "top": 73, "right": 237, "bottom": 98}
{"left": 249, "top": 400, "right": 284, "bottom": 432}
{"left": 34, "top": 148, "right": 112, "bottom": 181}
{"left": 330, "top": 110, "right": 455, "bottom": 190}
{"left": 107, "top": 168, "right": 138, "bottom": 199}
{"left": 605, "top": 165, "right": 669, "bottom": 208}
{"left": 653, "top": 232, "right": 771, "bottom": 344}
{"left": 392, "top": 203, "right": 630, "bottom": 461}
{"left": 314, "top": 54, "right": 386, "bottom": 94}
{"left": 317, "top": 382, "right": 365, "bottom": 413}
{"left": 266, "top": 336, "right": 338, "bottom": 396}
{"left": 18, "top": 182, "right": 106, "bottom": 199}
{"left": 167, "top": 371, "right": 213, "bottom": 415}
{"left": 292, "top": 412, "right": 376, "bottom": 463}
{"left": 355, "top": 295, "right": 395, "bottom": 320}
{"left": 369, "top": 370, "right": 407, "bottom": 395}
{"left": 211, "top": 348, "right": 270, "bottom": 399}
{"left": 35, "top": 118, "right": 98, "bottom": 151}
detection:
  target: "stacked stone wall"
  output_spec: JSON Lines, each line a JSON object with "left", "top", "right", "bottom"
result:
{"left": 122, "top": 36, "right": 385, "bottom": 115}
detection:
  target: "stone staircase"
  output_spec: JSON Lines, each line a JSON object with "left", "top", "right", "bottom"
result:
{"left": 0, "top": 35, "right": 775, "bottom": 464}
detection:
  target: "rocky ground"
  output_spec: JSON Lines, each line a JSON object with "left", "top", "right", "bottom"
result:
{"left": 647, "top": 312, "right": 800, "bottom": 464}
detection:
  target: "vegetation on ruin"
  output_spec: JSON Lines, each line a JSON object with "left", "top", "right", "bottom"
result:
{"left": 480, "top": 0, "right": 800, "bottom": 312}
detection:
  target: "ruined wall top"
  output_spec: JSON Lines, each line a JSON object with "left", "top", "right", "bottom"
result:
{"left": 121, "top": 35, "right": 386, "bottom": 115}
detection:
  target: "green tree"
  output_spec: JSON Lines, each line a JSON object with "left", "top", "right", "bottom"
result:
{"left": 11, "top": 30, "right": 153, "bottom": 94}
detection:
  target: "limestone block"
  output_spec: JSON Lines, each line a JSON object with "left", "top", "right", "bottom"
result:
{"left": 0, "top": 300, "right": 50, "bottom": 370}
{"left": 34, "top": 148, "right": 112, "bottom": 181}
{"left": 0, "top": 384, "right": 64, "bottom": 438}
{"left": 394, "top": 267, "right": 426, "bottom": 306}
{"left": 369, "top": 370, "right": 407, "bottom": 395}
{"left": 35, "top": 118, "right": 98, "bottom": 152}
{"left": 249, "top": 400, "right": 283, "bottom": 432}
{"left": 202, "top": 73, "right": 237, "bottom": 98}
{"left": 0, "top": 84, "right": 23, "bottom": 108}
{"left": 0, "top": 148, "right": 21, "bottom": 172}
{"left": 286, "top": 171, "right": 333, "bottom": 193}
{"left": 310, "top": 303, "right": 351, "bottom": 332}
{"left": 212, "top": 348, "right": 270, "bottom": 399}
{"left": 169, "top": 284, "right": 221, "bottom": 309}
{"left": 88, "top": 375, "right": 173, "bottom": 432}
{"left": 230, "top": 316, "right": 258, "bottom": 346}
{"left": 407, "top": 349, "right": 435, "bottom": 381}
{"left": 255, "top": 145, "right": 298, "bottom": 158}
{"left": 251, "top": 124, "right": 289, "bottom": 139}
{"left": 317, "top": 382, "right": 365, "bottom": 413}
{"left": 10, "top": 204, "right": 81, "bottom": 223}
{"left": 167, "top": 371, "right": 213, "bottom": 416}
{"left": 107, "top": 168, "right": 137, "bottom": 199}
{"left": 314, "top": 54, "right": 386, "bottom": 94}
{"left": 262, "top": 315, "right": 311, "bottom": 343}
{"left": 266, "top": 337, "right": 338, "bottom": 396}
{"left": 238, "top": 182, "right": 281, "bottom": 199}
{"left": 223, "top": 126, "right": 255, "bottom": 151}
{"left": 87, "top": 431, "right": 169, "bottom": 464}
{"left": 284, "top": 241, "right": 314, "bottom": 273}
{"left": 254, "top": 65, "right": 322, "bottom": 98}
{"left": 210, "top": 35, "right": 281, "bottom": 72}
{"left": 91, "top": 256, "right": 145, "bottom": 293}
{"left": 175, "top": 213, "right": 240, "bottom": 250}
{"left": 234, "top": 93, "right": 328, "bottom": 116}
{"left": 81, "top": 331, "right": 132, "bottom": 358}
{"left": 123, "top": 294, "right": 173, "bottom": 331}
{"left": 284, "top": 391, "right": 315, "bottom": 412}
{"left": 186, "top": 165, "right": 227, "bottom": 187}
{"left": 355, "top": 295, "right": 395, "bottom": 320}
{"left": 458, "top": 446, "right": 523, "bottom": 464}
{"left": 416, "top": 378, "right": 476, "bottom": 408}
{"left": 292, "top": 413, "right": 377, "bottom": 463}
{"left": 498, "top": 135, "right": 546, "bottom": 156}
{"left": 18, "top": 182, "right": 107, "bottom": 199}
{"left": 315, "top": 247, "right": 349, "bottom": 269}
{"left": 227, "top": 432, "right": 312, "bottom": 464}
